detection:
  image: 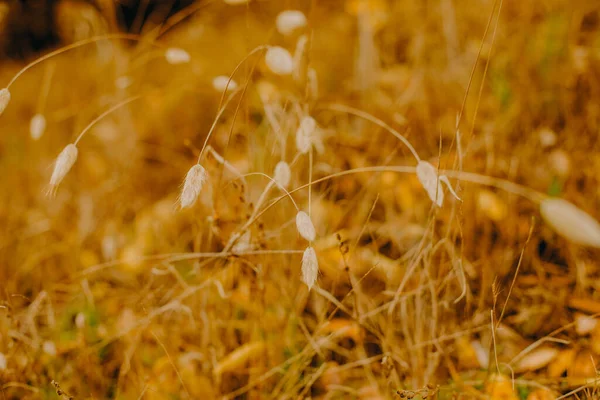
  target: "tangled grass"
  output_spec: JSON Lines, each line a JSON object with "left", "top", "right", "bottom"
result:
{"left": 1, "top": 1, "right": 600, "bottom": 399}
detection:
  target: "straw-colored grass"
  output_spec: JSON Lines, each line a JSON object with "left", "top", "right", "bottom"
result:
{"left": 1, "top": 1, "right": 600, "bottom": 399}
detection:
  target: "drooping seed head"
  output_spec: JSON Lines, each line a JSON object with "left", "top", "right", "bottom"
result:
{"left": 0, "top": 88, "right": 10, "bottom": 116}
{"left": 165, "top": 47, "right": 191, "bottom": 65}
{"left": 180, "top": 164, "right": 208, "bottom": 209}
{"left": 415, "top": 161, "right": 460, "bottom": 207}
{"left": 276, "top": 10, "right": 307, "bottom": 35}
{"left": 212, "top": 75, "right": 238, "bottom": 92}
{"left": 265, "top": 46, "right": 294, "bottom": 75}
{"left": 296, "top": 115, "right": 317, "bottom": 154}
{"left": 274, "top": 161, "right": 291, "bottom": 188}
{"left": 301, "top": 246, "right": 318, "bottom": 290}
{"left": 540, "top": 198, "right": 600, "bottom": 248}
{"left": 416, "top": 161, "right": 444, "bottom": 207}
{"left": 30, "top": 113, "right": 46, "bottom": 140}
{"left": 49, "top": 143, "right": 78, "bottom": 190}
{"left": 296, "top": 210, "right": 316, "bottom": 241}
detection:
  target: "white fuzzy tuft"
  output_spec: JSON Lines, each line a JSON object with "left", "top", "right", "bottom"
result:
{"left": 416, "top": 161, "right": 460, "bottom": 207}
{"left": 30, "top": 113, "right": 47, "bottom": 140}
{"left": 274, "top": 161, "right": 291, "bottom": 188}
{"left": 165, "top": 48, "right": 191, "bottom": 65}
{"left": 416, "top": 161, "right": 444, "bottom": 207}
{"left": 180, "top": 164, "right": 208, "bottom": 209}
{"left": 540, "top": 198, "right": 600, "bottom": 248}
{"left": 296, "top": 211, "right": 316, "bottom": 241}
{"left": 301, "top": 247, "right": 318, "bottom": 290}
{"left": 0, "top": 88, "right": 10, "bottom": 116}
{"left": 212, "top": 75, "right": 238, "bottom": 92}
{"left": 276, "top": 10, "right": 307, "bottom": 35}
{"left": 295, "top": 116, "right": 317, "bottom": 154}
{"left": 49, "top": 144, "right": 78, "bottom": 189}
{"left": 265, "top": 46, "right": 294, "bottom": 75}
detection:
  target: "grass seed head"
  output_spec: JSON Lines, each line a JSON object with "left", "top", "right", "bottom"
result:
{"left": 540, "top": 198, "right": 600, "bottom": 248}
{"left": 416, "top": 161, "right": 460, "bottom": 207}
{"left": 296, "top": 115, "right": 317, "bottom": 154}
{"left": 265, "top": 46, "right": 294, "bottom": 75}
{"left": 276, "top": 10, "right": 307, "bottom": 35}
{"left": 180, "top": 164, "right": 208, "bottom": 209}
{"left": 0, "top": 88, "right": 10, "bottom": 116}
{"left": 30, "top": 113, "right": 47, "bottom": 140}
{"left": 165, "top": 48, "right": 191, "bottom": 65}
{"left": 416, "top": 161, "right": 444, "bottom": 207}
{"left": 296, "top": 210, "right": 316, "bottom": 241}
{"left": 50, "top": 143, "right": 78, "bottom": 189}
{"left": 274, "top": 161, "right": 291, "bottom": 188}
{"left": 301, "top": 246, "right": 318, "bottom": 290}
{"left": 213, "top": 75, "right": 238, "bottom": 92}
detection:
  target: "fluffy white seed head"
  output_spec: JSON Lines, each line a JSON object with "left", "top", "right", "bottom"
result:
{"left": 212, "top": 75, "right": 238, "bottom": 92}
{"left": 301, "top": 246, "right": 318, "bottom": 290}
{"left": 276, "top": 10, "right": 307, "bottom": 35}
{"left": 296, "top": 211, "right": 316, "bottom": 241}
{"left": 0, "top": 88, "right": 10, "bottom": 116}
{"left": 265, "top": 46, "right": 294, "bottom": 75}
{"left": 274, "top": 161, "right": 291, "bottom": 188}
{"left": 30, "top": 113, "right": 46, "bottom": 140}
{"left": 416, "top": 161, "right": 444, "bottom": 207}
{"left": 165, "top": 47, "right": 191, "bottom": 65}
{"left": 49, "top": 143, "right": 78, "bottom": 189}
{"left": 180, "top": 164, "right": 208, "bottom": 209}
{"left": 540, "top": 198, "right": 600, "bottom": 248}
{"left": 416, "top": 161, "right": 460, "bottom": 207}
{"left": 296, "top": 116, "right": 317, "bottom": 154}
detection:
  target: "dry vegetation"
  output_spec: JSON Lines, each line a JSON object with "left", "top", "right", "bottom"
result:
{"left": 1, "top": 0, "right": 600, "bottom": 399}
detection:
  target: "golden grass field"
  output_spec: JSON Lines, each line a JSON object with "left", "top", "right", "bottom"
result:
{"left": 1, "top": 0, "right": 600, "bottom": 399}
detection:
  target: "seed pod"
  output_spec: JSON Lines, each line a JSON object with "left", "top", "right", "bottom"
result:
{"left": 296, "top": 116, "right": 317, "bottom": 154}
{"left": 179, "top": 164, "right": 208, "bottom": 209}
{"left": 165, "top": 47, "right": 191, "bottom": 65}
{"left": 276, "top": 10, "right": 307, "bottom": 35}
{"left": 265, "top": 46, "right": 294, "bottom": 75}
{"left": 416, "top": 161, "right": 460, "bottom": 207}
{"left": 49, "top": 143, "right": 78, "bottom": 189}
{"left": 274, "top": 161, "right": 291, "bottom": 188}
{"left": 30, "top": 113, "right": 47, "bottom": 140}
{"left": 301, "top": 246, "right": 318, "bottom": 290}
{"left": 540, "top": 198, "right": 600, "bottom": 248}
{"left": 0, "top": 88, "right": 10, "bottom": 116}
{"left": 296, "top": 211, "right": 316, "bottom": 241}
{"left": 212, "top": 75, "right": 238, "bottom": 92}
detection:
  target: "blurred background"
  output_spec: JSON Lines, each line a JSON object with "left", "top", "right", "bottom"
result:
{"left": 1, "top": 1, "right": 600, "bottom": 399}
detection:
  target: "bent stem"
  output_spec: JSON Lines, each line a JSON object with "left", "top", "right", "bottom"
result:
{"left": 230, "top": 165, "right": 546, "bottom": 242}
{"left": 74, "top": 95, "right": 143, "bottom": 146}
{"left": 6, "top": 33, "right": 156, "bottom": 89}
{"left": 322, "top": 103, "right": 421, "bottom": 162}
{"left": 223, "top": 172, "right": 300, "bottom": 253}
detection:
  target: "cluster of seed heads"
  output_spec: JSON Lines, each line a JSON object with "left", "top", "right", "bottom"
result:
{"left": 1, "top": 11, "right": 599, "bottom": 299}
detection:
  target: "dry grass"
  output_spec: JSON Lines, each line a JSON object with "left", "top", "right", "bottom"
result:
{"left": 1, "top": 1, "right": 600, "bottom": 399}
